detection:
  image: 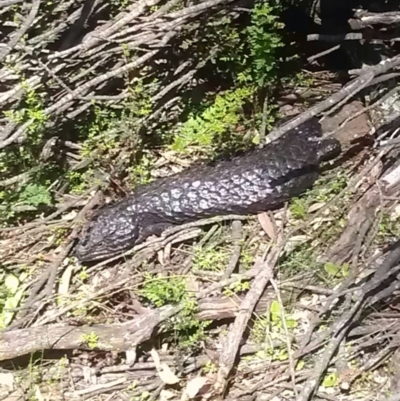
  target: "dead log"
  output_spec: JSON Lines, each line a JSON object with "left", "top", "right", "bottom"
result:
{"left": 0, "top": 294, "right": 276, "bottom": 362}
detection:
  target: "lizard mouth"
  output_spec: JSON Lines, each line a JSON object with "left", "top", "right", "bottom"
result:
{"left": 73, "top": 244, "right": 121, "bottom": 263}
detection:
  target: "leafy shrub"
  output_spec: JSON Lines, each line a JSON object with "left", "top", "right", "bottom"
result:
{"left": 18, "top": 183, "right": 52, "bottom": 207}
{"left": 171, "top": 1, "right": 284, "bottom": 156}
{"left": 171, "top": 86, "right": 255, "bottom": 154}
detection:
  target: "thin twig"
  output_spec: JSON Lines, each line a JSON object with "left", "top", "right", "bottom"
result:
{"left": 0, "top": 0, "right": 41, "bottom": 63}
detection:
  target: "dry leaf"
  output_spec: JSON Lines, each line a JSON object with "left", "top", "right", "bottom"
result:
{"left": 58, "top": 264, "right": 74, "bottom": 303}
{"left": 0, "top": 372, "right": 14, "bottom": 390}
{"left": 284, "top": 235, "right": 310, "bottom": 253}
{"left": 158, "top": 363, "right": 180, "bottom": 385}
{"left": 34, "top": 385, "right": 44, "bottom": 401}
{"left": 307, "top": 202, "right": 325, "bottom": 213}
{"left": 150, "top": 348, "right": 180, "bottom": 385}
{"left": 126, "top": 348, "right": 137, "bottom": 365}
{"left": 185, "top": 275, "right": 200, "bottom": 295}
{"left": 257, "top": 212, "right": 276, "bottom": 240}
{"left": 150, "top": 348, "right": 161, "bottom": 365}
{"left": 391, "top": 204, "right": 400, "bottom": 220}
{"left": 184, "top": 377, "right": 209, "bottom": 399}
{"left": 160, "top": 389, "right": 177, "bottom": 401}
{"left": 62, "top": 210, "right": 78, "bottom": 221}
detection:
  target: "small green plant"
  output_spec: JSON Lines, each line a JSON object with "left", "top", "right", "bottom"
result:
{"left": 269, "top": 300, "right": 297, "bottom": 330}
{"left": 240, "top": 247, "right": 257, "bottom": 271}
{"left": 171, "top": 86, "right": 255, "bottom": 155}
{"left": 247, "top": 300, "right": 299, "bottom": 365}
{"left": 18, "top": 183, "right": 52, "bottom": 207}
{"left": 80, "top": 104, "right": 121, "bottom": 159}
{"left": 315, "top": 173, "right": 348, "bottom": 201}
{"left": 80, "top": 332, "right": 100, "bottom": 349}
{"left": 0, "top": 271, "right": 28, "bottom": 328}
{"left": 288, "top": 172, "right": 348, "bottom": 222}
{"left": 138, "top": 274, "right": 211, "bottom": 350}
{"left": 127, "top": 152, "right": 156, "bottom": 187}
{"left": 192, "top": 246, "right": 230, "bottom": 272}
{"left": 289, "top": 197, "right": 308, "bottom": 220}
{"left": 72, "top": 79, "right": 154, "bottom": 191}
{"left": 51, "top": 227, "right": 69, "bottom": 246}
{"left": 138, "top": 274, "right": 188, "bottom": 307}
{"left": 322, "top": 371, "right": 339, "bottom": 388}
{"left": 323, "top": 262, "right": 350, "bottom": 278}
{"left": 279, "top": 245, "right": 319, "bottom": 276}
{"left": 223, "top": 279, "right": 251, "bottom": 296}
{"left": 4, "top": 76, "right": 47, "bottom": 144}
{"left": 125, "top": 77, "right": 153, "bottom": 119}
{"left": 203, "top": 361, "right": 218, "bottom": 374}
{"left": 252, "top": 300, "right": 297, "bottom": 343}
{"left": 376, "top": 212, "right": 400, "bottom": 245}
{"left": 239, "top": 1, "right": 284, "bottom": 87}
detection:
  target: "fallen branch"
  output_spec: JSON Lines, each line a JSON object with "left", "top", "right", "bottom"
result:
{"left": 0, "top": 292, "right": 279, "bottom": 361}
{"left": 350, "top": 10, "right": 400, "bottom": 29}
{"left": 214, "top": 246, "right": 281, "bottom": 394}
{"left": 268, "top": 54, "right": 400, "bottom": 142}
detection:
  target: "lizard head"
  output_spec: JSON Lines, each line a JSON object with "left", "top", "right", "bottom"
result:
{"left": 74, "top": 202, "right": 140, "bottom": 262}
{"left": 316, "top": 137, "right": 342, "bottom": 163}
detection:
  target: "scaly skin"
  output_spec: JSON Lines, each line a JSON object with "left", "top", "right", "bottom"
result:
{"left": 74, "top": 118, "right": 341, "bottom": 262}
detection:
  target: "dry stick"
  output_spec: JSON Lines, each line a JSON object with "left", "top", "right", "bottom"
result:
{"left": 346, "top": 348, "right": 393, "bottom": 389}
{"left": 349, "top": 54, "right": 400, "bottom": 76}
{"left": 5, "top": 191, "right": 103, "bottom": 330}
{"left": 0, "top": 119, "right": 35, "bottom": 150}
{"left": 298, "top": 159, "right": 394, "bottom": 352}
{"left": 298, "top": 305, "right": 363, "bottom": 401}
{"left": 298, "top": 263, "right": 400, "bottom": 401}
{"left": 306, "top": 32, "right": 389, "bottom": 42}
{"left": 350, "top": 218, "right": 372, "bottom": 272}
{"left": 367, "top": 272, "right": 400, "bottom": 307}
{"left": 0, "top": 168, "right": 38, "bottom": 187}
{"left": 0, "top": 75, "right": 42, "bottom": 105}
{"left": 321, "top": 74, "right": 374, "bottom": 119}
{"left": 0, "top": 186, "right": 99, "bottom": 235}
{"left": 214, "top": 246, "right": 281, "bottom": 395}
{"left": 270, "top": 277, "right": 298, "bottom": 398}
{"left": 369, "top": 72, "right": 400, "bottom": 87}
{"left": 353, "top": 10, "right": 400, "bottom": 27}
{"left": 259, "top": 94, "right": 269, "bottom": 144}
{"left": 324, "top": 84, "right": 400, "bottom": 139}
{"left": 48, "top": 0, "right": 164, "bottom": 59}
{"left": 57, "top": 343, "right": 261, "bottom": 387}
{"left": 0, "top": 265, "right": 272, "bottom": 358}
{"left": 27, "top": 3, "right": 82, "bottom": 46}
{"left": 221, "top": 220, "right": 243, "bottom": 281}
{"left": 267, "top": 71, "right": 374, "bottom": 142}
{"left": 297, "top": 269, "right": 400, "bottom": 360}
{"left": 0, "top": 0, "right": 24, "bottom": 5}
{"left": 167, "top": 0, "right": 234, "bottom": 19}
{"left": 0, "top": 277, "right": 368, "bottom": 362}
{"left": 51, "top": 0, "right": 230, "bottom": 60}
{"left": 58, "top": 0, "right": 98, "bottom": 51}
{"left": 307, "top": 44, "right": 341, "bottom": 64}
{"left": 300, "top": 158, "right": 400, "bottom": 351}
{"left": 0, "top": 0, "right": 41, "bottom": 63}
{"left": 147, "top": 0, "right": 182, "bottom": 20}
{"left": 268, "top": 53, "right": 400, "bottom": 142}
{"left": 383, "top": 395, "right": 400, "bottom": 401}
{"left": 139, "top": 55, "right": 214, "bottom": 127}
{"left": 299, "top": 222, "right": 376, "bottom": 353}
{"left": 0, "top": 31, "right": 176, "bottom": 149}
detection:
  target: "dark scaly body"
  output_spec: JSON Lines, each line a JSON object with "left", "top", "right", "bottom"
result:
{"left": 74, "top": 118, "right": 341, "bottom": 262}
